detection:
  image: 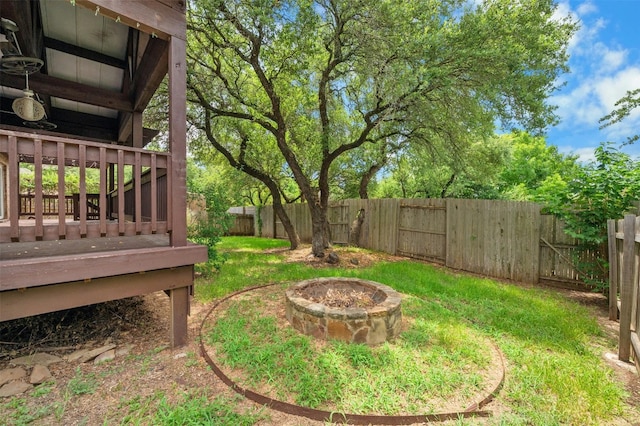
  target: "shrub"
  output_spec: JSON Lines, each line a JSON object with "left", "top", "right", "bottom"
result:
{"left": 188, "top": 185, "right": 233, "bottom": 274}
{"left": 539, "top": 143, "right": 640, "bottom": 290}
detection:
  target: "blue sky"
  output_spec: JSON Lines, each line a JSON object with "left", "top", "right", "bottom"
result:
{"left": 547, "top": 0, "right": 640, "bottom": 161}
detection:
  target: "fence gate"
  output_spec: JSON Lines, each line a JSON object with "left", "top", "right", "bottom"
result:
{"left": 396, "top": 199, "right": 446, "bottom": 264}
{"left": 328, "top": 202, "right": 351, "bottom": 245}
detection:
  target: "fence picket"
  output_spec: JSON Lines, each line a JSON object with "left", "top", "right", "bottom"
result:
{"left": 258, "top": 199, "right": 567, "bottom": 284}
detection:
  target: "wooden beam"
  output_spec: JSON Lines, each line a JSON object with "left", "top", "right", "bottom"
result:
{"left": 156, "top": 0, "right": 187, "bottom": 13}
{"left": 132, "top": 112, "right": 143, "bottom": 148}
{"left": 48, "top": 107, "right": 118, "bottom": 141}
{"left": 118, "top": 37, "right": 169, "bottom": 143}
{"left": 44, "top": 36, "right": 127, "bottom": 69}
{"left": 132, "top": 38, "right": 169, "bottom": 111}
{"left": 1, "top": 73, "right": 133, "bottom": 112}
{"left": 50, "top": 107, "right": 118, "bottom": 129}
{"left": 168, "top": 36, "right": 187, "bottom": 247}
{"left": 170, "top": 286, "right": 190, "bottom": 347}
{"left": 75, "top": 0, "right": 186, "bottom": 41}
{"left": 0, "top": 266, "right": 193, "bottom": 321}
{"left": 1, "top": 244, "right": 207, "bottom": 290}
{"left": 0, "top": 0, "right": 40, "bottom": 59}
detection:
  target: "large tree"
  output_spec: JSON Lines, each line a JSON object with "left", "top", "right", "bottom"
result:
{"left": 186, "top": 0, "right": 576, "bottom": 256}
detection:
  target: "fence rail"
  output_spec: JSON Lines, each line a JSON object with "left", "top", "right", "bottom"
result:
{"left": 608, "top": 215, "right": 640, "bottom": 372}
{"left": 259, "top": 198, "right": 596, "bottom": 285}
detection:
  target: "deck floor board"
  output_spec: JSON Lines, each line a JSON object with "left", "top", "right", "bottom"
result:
{"left": 0, "top": 234, "right": 170, "bottom": 261}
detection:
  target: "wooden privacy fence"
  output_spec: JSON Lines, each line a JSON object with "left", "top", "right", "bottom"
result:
{"left": 608, "top": 215, "right": 640, "bottom": 372}
{"left": 259, "top": 198, "right": 593, "bottom": 285}
{"left": 226, "top": 206, "right": 256, "bottom": 236}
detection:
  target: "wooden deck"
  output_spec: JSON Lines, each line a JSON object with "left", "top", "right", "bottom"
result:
{"left": 0, "top": 0, "right": 198, "bottom": 347}
{"left": 1, "top": 233, "right": 171, "bottom": 262}
{"left": 0, "top": 233, "right": 207, "bottom": 334}
{"left": 0, "top": 233, "right": 207, "bottom": 290}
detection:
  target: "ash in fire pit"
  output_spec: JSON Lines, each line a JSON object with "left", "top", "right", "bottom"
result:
{"left": 285, "top": 278, "right": 402, "bottom": 345}
{"left": 295, "top": 286, "right": 377, "bottom": 309}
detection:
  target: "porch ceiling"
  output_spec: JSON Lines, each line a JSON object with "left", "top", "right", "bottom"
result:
{"left": 0, "top": 0, "right": 169, "bottom": 145}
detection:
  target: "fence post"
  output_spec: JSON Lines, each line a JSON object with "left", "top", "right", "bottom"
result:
{"left": 607, "top": 219, "right": 619, "bottom": 320}
{"left": 619, "top": 215, "right": 636, "bottom": 362}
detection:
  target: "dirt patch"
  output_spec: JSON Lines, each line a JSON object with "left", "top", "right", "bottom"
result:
{"left": 0, "top": 298, "right": 158, "bottom": 362}
{"left": 271, "top": 244, "right": 404, "bottom": 269}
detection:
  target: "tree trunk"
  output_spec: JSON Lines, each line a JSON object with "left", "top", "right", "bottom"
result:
{"left": 349, "top": 208, "right": 365, "bottom": 247}
{"left": 441, "top": 174, "right": 456, "bottom": 198}
{"left": 308, "top": 202, "right": 331, "bottom": 257}
{"left": 359, "top": 163, "right": 383, "bottom": 199}
{"left": 273, "top": 195, "right": 300, "bottom": 250}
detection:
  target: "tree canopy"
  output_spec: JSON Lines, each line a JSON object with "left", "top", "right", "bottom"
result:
{"left": 599, "top": 88, "right": 640, "bottom": 145}
{"left": 186, "top": 0, "right": 576, "bottom": 255}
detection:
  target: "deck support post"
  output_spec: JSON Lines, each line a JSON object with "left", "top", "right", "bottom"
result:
{"left": 170, "top": 285, "right": 189, "bottom": 348}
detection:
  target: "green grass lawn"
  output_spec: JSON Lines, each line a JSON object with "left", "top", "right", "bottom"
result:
{"left": 193, "top": 236, "right": 634, "bottom": 425}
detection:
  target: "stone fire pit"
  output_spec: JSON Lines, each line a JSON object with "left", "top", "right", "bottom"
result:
{"left": 285, "top": 277, "right": 402, "bottom": 345}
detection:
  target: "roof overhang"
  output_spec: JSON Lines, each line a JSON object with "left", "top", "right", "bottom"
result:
{"left": 0, "top": 0, "right": 181, "bottom": 146}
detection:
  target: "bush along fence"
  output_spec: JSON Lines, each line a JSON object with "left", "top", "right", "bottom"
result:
{"left": 256, "top": 198, "right": 599, "bottom": 286}
{"left": 608, "top": 215, "right": 640, "bottom": 372}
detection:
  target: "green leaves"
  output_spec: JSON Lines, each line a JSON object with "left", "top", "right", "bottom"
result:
{"left": 540, "top": 143, "right": 640, "bottom": 288}
{"left": 599, "top": 88, "right": 640, "bottom": 145}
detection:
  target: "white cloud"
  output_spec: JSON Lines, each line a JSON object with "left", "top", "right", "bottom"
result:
{"left": 558, "top": 145, "right": 597, "bottom": 162}
{"left": 596, "top": 44, "right": 627, "bottom": 73}
{"left": 552, "top": 80, "right": 605, "bottom": 125}
{"left": 554, "top": 1, "right": 572, "bottom": 21}
{"left": 568, "top": 17, "right": 607, "bottom": 58}
{"left": 595, "top": 67, "right": 640, "bottom": 112}
{"left": 552, "top": 66, "right": 640, "bottom": 129}
{"left": 576, "top": 1, "right": 597, "bottom": 16}
{"left": 574, "top": 147, "right": 597, "bottom": 162}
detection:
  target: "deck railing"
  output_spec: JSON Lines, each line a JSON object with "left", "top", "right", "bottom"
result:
{"left": 19, "top": 194, "right": 75, "bottom": 217}
{"left": 0, "top": 129, "right": 171, "bottom": 243}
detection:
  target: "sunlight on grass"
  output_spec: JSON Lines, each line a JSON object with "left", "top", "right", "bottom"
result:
{"left": 154, "top": 392, "right": 266, "bottom": 425}
{"left": 217, "top": 236, "right": 290, "bottom": 251}
{"left": 205, "top": 292, "right": 493, "bottom": 414}
{"left": 195, "top": 237, "right": 628, "bottom": 425}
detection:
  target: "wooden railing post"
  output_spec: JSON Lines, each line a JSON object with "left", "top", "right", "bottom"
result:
{"left": 57, "top": 142, "right": 66, "bottom": 238}
{"left": 8, "top": 136, "right": 19, "bottom": 241}
{"left": 607, "top": 219, "right": 619, "bottom": 320}
{"left": 619, "top": 215, "right": 636, "bottom": 362}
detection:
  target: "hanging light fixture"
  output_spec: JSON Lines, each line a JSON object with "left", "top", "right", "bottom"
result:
{"left": 11, "top": 72, "right": 45, "bottom": 121}
{"left": 1, "top": 17, "right": 48, "bottom": 123}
